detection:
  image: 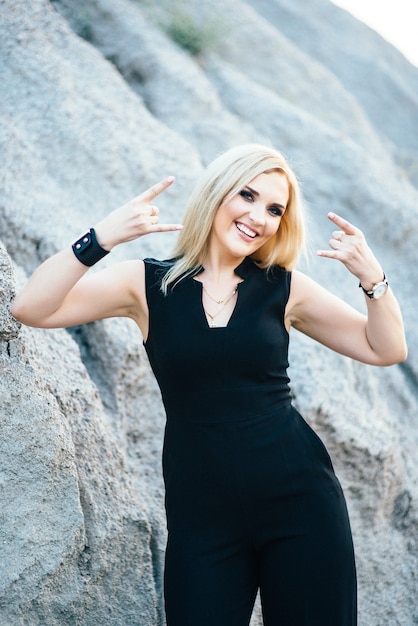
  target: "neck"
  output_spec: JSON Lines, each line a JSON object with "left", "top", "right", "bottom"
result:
{"left": 201, "top": 250, "right": 245, "bottom": 283}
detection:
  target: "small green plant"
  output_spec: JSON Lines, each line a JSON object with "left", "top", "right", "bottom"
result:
{"left": 76, "top": 9, "right": 94, "bottom": 42}
{"left": 161, "top": 2, "right": 223, "bottom": 57}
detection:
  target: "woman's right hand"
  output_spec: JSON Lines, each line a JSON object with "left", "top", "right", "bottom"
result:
{"left": 12, "top": 177, "right": 182, "bottom": 330}
{"left": 94, "top": 176, "right": 183, "bottom": 250}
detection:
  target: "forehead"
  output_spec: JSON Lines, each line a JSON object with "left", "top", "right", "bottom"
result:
{"left": 246, "top": 171, "right": 289, "bottom": 200}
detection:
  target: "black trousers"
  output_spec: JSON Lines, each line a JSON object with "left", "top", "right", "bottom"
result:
{"left": 163, "top": 405, "right": 357, "bottom": 625}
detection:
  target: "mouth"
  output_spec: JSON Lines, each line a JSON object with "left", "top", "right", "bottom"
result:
{"left": 235, "top": 221, "right": 258, "bottom": 239}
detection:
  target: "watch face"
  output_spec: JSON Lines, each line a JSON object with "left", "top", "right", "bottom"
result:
{"left": 373, "top": 282, "right": 388, "bottom": 299}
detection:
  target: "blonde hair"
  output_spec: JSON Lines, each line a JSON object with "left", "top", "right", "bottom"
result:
{"left": 162, "top": 144, "right": 305, "bottom": 293}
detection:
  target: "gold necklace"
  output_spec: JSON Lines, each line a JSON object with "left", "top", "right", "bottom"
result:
{"left": 202, "top": 283, "right": 236, "bottom": 304}
{"left": 203, "top": 283, "right": 239, "bottom": 328}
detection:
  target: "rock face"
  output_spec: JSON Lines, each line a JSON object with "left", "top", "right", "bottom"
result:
{"left": 1, "top": 0, "right": 418, "bottom": 624}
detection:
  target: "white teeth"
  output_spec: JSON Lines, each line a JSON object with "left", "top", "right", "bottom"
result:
{"left": 236, "top": 223, "right": 257, "bottom": 238}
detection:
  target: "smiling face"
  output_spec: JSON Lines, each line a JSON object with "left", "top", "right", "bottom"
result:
{"left": 208, "top": 171, "right": 289, "bottom": 263}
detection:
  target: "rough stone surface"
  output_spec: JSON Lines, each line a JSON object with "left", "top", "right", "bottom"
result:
{"left": 1, "top": 0, "right": 418, "bottom": 624}
{"left": 0, "top": 243, "right": 21, "bottom": 341}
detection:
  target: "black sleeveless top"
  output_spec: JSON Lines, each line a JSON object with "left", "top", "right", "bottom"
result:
{"left": 143, "top": 257, "right": 292, "bottom": 423}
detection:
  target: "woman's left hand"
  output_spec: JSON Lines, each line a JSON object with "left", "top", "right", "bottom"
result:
{"left": 317, "top": 212, "right": 384, "bottom": 289}
{"left": 288, "top": 211, "right": 407, "bottom": 365}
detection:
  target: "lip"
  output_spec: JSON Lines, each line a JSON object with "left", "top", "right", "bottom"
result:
{"left": 235, "top": 221, "right": 258, "bottom": 240}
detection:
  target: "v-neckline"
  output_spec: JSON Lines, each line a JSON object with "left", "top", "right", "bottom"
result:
{"left": 191, "top": 257, "right": 255, "bottom": 330}
{"left": 193, "top": 279, "right": 242, "bottom": 329}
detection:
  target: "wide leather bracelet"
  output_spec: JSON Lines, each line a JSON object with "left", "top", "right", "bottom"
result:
{"left": 72, "top": 228, "right": 110, "bottom": 266}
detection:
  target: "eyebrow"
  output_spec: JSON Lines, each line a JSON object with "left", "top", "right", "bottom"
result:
{"left": 245, "top": 185, "right": 286, "bottom": 210}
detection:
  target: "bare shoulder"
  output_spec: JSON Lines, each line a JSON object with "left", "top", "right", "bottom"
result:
{"left": 286, "top": 269, "right": 360, "bottom": 333}
{"left": 84, "top": 258, "right": 149, "bottom": 332}
{"left": 97, "top": 258, "right": 145, "bottom": 296}
{"left": 285, "top": 270, "right": 323, "bottom": 329}
{"left": 289, "top": 269, "right": 315, "bottom": 296}
{"left": 113, "top": 258, "right": 147, "bottom": 314}
{"left": 123, "top": 258, "right": 145, "bottom": 294}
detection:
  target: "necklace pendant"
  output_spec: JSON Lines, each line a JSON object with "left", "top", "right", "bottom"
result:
{"left": 202, "top": 281, "right": 240, "bottom": 329}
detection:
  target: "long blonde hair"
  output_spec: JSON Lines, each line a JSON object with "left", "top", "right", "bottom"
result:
{"left": 162, "top": 144, "right": 305, "bottom": 293}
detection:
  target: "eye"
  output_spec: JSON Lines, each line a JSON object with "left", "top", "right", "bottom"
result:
{"left": 268, "top": 205, "right": 284, "bottom": 217}
{"left": 239, "top": 189, "right": 254, "bottom": 202}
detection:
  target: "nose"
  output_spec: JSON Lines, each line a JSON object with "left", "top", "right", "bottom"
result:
{"left": 248, "top": 202, "right": 265, "bottom": 226}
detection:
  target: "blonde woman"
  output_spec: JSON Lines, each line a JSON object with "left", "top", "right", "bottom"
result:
{"left": 13, "top": 144, "right": 407, "bottom": 626}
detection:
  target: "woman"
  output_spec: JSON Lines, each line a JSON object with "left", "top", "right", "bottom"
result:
{"left": 12, "top": 144, "right": 407, "bottom": 625}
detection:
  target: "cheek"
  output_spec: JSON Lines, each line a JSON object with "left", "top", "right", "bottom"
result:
{"left": 212, "top": 208, "right": 232, "bottom": 237}
{"left": 221, "top": 206, "right": 242, "bottom": 231}
{"left": 266, "top": 217, "right": 282, "bottom": 238}
{"left": 215, "top": 201, "right": 235, "bottom": 223}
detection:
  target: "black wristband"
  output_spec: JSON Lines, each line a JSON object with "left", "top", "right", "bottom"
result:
{"left": 72, "top": 228, "right": 110, "bottom": 266}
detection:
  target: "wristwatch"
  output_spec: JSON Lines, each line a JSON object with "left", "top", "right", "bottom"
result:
{"left": 359, "top": 274, "right": 388, "bottom": 300}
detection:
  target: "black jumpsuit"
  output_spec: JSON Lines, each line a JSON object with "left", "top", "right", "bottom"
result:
{"left": 143, "top": 257, "right": 357, "bottom": 626}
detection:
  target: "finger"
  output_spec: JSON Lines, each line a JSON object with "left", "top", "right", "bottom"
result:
{"left": 328, "top": 237, "right": 343, "bottom": 251}
{"left": 149, "top": 205, "right": 159, "bottom": 217}
{"left": 332, "top": 230, "right": 345, "bottom": 242}
{"left": 316, "top": 249, "right": 340, "bottom": 259}
{"left": 328, "top": 212, "right": 358, "bottom": 236}
{"left": 147, "top": 223, "right": 183, "bottom": 233}
{"left": 140, "top": 176, "right": 175, "bottom": 203}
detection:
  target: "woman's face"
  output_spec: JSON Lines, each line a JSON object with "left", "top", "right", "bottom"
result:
{"left": 209, "top": 171, "right": 289, "bottom": 261}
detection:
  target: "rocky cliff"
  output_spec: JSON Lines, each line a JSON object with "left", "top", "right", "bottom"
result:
{"left": 1, "top": 0, "right": 418, "bottom": 624}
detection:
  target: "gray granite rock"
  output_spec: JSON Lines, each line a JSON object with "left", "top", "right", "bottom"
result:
{"left": 52, "top": 0, "right": 261, "bottom": 165}
{"left": 0, "top": 262, "right": 161, "bottom": 625}
{"left": 0, "top": 243, "right": 21, "bottom": 341}
{"left": 1, "top": 0, "right": 418, "bottom": 624}
{"left": 248, "top": 0, "right": 418, "bottom": 187}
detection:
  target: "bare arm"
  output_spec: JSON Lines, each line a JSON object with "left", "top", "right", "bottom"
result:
{"left": 285, "top": 213, "right": 407, "bottom": 366}
{"left": 12, "top": 177, "right": 182, "bottom": 337}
